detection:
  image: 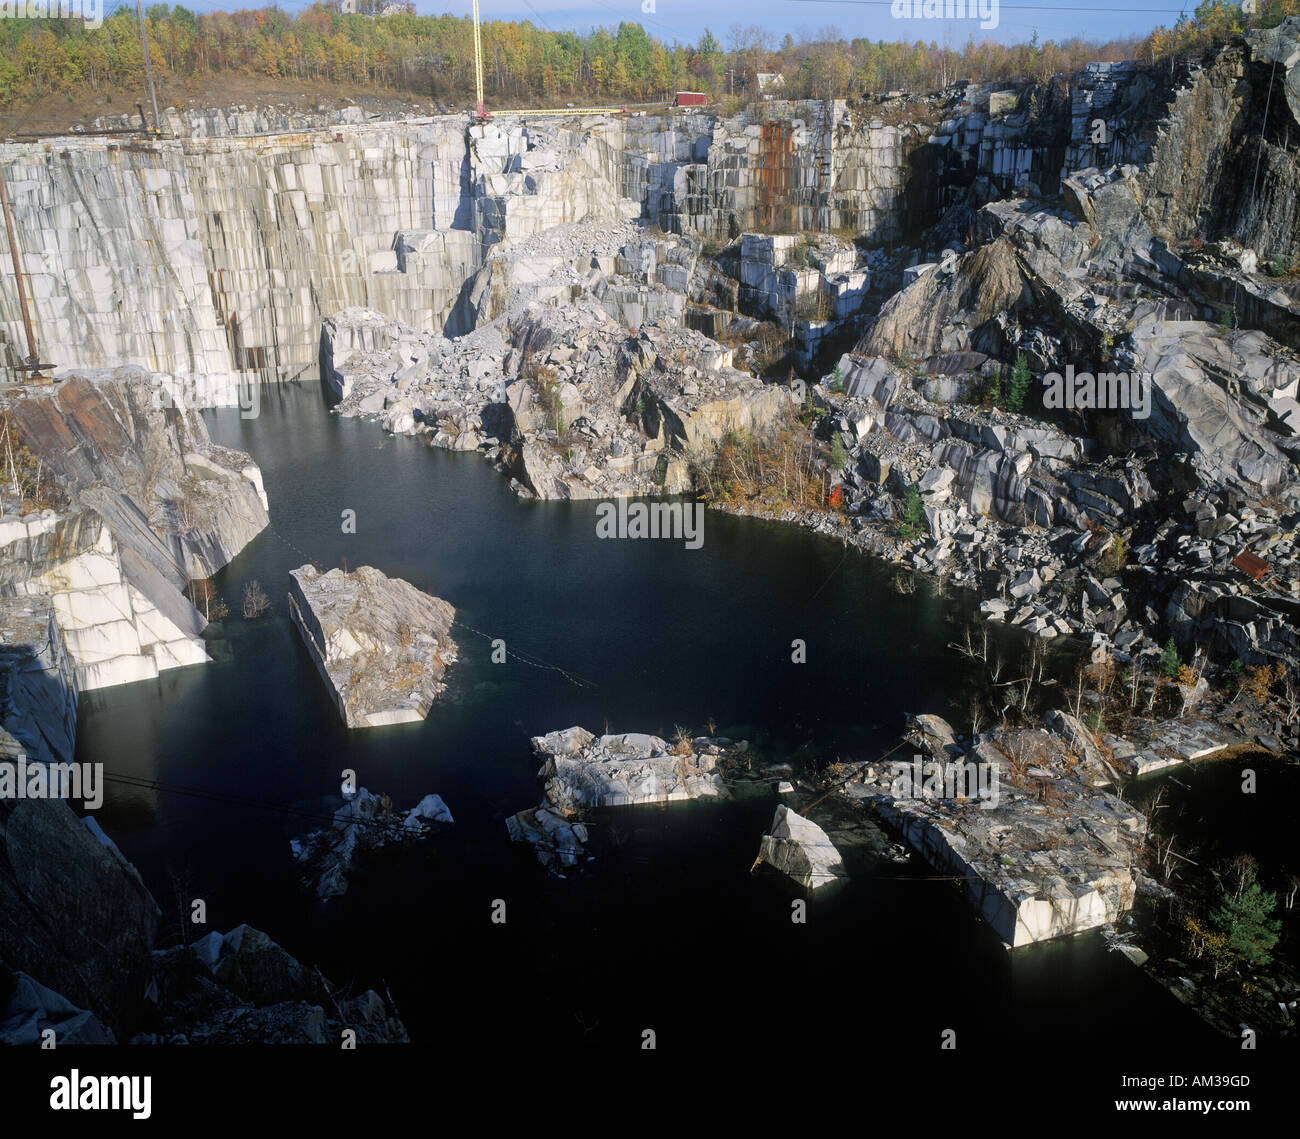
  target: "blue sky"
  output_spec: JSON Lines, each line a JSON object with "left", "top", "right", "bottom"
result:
{"left": 144, "top": 1, "right": 1201, "bottom": 48}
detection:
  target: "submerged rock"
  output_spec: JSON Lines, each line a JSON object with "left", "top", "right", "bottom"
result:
{"left": 505, "top": 806, "right": 589, "bottom": 873}
{"left": 507, "top": 727, "right": 742, "bottom": 875}
{"left": 754, "top": 805, "right": 847, "bottom": 892}
{"left": 291, "top": 787, "right": 452, "bottom": 899}
{"left": 288, "top": 564, "right": 457, "bottom": 728}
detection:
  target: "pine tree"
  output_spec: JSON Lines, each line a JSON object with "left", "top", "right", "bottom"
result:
{"left": 1160, "top": 636, "right": 1181, "bottom": 679}
{"left": 1005, "top": 353, "right": 1031, "bottom": 413}
{"left": 898, "top": 483, "right": 925, "bottom": 540}
{"left": 1211, "top": 868, "right": 1282, "bottom": 967}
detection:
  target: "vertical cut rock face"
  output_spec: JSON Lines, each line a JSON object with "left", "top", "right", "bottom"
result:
{"left": 0, "top": 70, "right": 1183, "bottom": 389}
{"left": 0, "top": 595, "right": 77, "bottom": 766}
{"left": 1, "top": 372, "right": 270, "bottom": 691}
{"left": 287, "top": 564, "right": 457, "bottom": 729}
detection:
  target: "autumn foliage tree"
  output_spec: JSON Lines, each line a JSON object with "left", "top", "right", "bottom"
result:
{"left": 0, "top": 5, "right": 1153, "bottom": 114}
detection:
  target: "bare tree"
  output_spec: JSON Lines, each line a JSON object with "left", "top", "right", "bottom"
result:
{"left": 1281, "top": 666, "right": 1299, "bottom": 726}
{"left": 1222, "top": 852, "right": 1259, "bottom": 902}
{"left": 187, "top": 577, "right": 228, "bottom": 621}
{"left": 242, "top": 580, "right": 270, "bottom": 620}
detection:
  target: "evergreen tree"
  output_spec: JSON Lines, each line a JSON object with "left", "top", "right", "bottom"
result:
{"left": 1005, "top": 353, "right": 1031, "bottom": 413}
{"left": 1160, "top": 636, "right": 1181, "bottom": 679}
{"left": 1211, "top": 868, "right": 1282, "bottom": 968}
{"left": 898, "top": 483, "right": 925, "bottom": 540}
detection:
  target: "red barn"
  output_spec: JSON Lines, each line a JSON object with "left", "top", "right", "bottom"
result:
{"left": 674, "top": 91, "right": 707, "bottom": 107}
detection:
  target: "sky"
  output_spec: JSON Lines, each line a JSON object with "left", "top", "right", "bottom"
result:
{"left": 149, "top": 1, "right": 1202, "bottom": 48}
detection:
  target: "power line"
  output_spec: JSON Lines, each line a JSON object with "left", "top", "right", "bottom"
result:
{"left": 101, "top": 770, "right": 431, "bottom": 833}
{"left": 260, "top": 522, "right": 598, "bottom": 689}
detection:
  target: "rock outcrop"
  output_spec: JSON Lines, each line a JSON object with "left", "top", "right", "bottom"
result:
{"left": 1, "top": 371, "right": 270, "bottom": 690}
{"left": 754, "top": 805, "right": 847, "bottom": 892}
{"left": 841, "top": 715, "right": 1145, "bottom": 947}
{"left": 326, "top": 294, "right": 792, "bottom": 501}
{"left": 0, "top": 968, "right": 116, "bottom": 1045}
{"left": 288, "top": 565, "right": 457, "bottom": 728}
{"left": 0, "top": 728, "right": 159, "bottom": 1031}
{"left": 507, "top": 727, "right": 740, "bottom": 873}
{"left": 505, "top": 806, "right": 589, "bottom": 874}
{"left": 533, "top": 726, "right": 731, "bottom": 811}
{"left": 140, "top": 923, "right": 408, "bottom": 1044}
{"left": 291, "top": 786, "right": 454, "bottom": 899}
{"left": 0, "top": 69, "right": 1196, "bottom": 391}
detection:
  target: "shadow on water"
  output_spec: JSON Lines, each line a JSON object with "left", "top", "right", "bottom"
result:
{"left": 73, "top": 382, "right": 1220, "bottom": 1048}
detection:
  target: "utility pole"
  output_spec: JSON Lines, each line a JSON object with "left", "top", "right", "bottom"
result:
{"left": 135, "top": 0, "right": 161, "bottom": 134}
{"left": 0, "top": 163, "right": 42, "bottom": 378}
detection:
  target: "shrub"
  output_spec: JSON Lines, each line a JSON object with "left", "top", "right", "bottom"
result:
{"left": 1242, "top": 661, "right": 1284, "bottom": 706}
{"left": 1226, "top": 657, "right": 1245, "bottom": 691}
{"left": 829, "top": 434, "right": 846, "bottom": 471}
{"left": 696, "top": 407, "right": 826, "bottom": 510}
{"left": 1097, "top": 534, "right": 1127, "bottom": 576}
{"left": 982, "top": 368, "right": 1002, "bottom": 410}
{"left": 1, "top": 411, "right": 69, "bottom": 513}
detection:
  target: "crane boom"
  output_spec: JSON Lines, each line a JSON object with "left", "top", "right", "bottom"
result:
{"left": 472, "top": 0, "right": 486, "bottom": 121}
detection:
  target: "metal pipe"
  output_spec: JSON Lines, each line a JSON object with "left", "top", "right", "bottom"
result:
{"left": 472, "top": 0, "right": 484, "bottom": 117}
{"left": 136, "top": 0, "right": 161, "bottom": 135}
{"left": 0, "top": 163, "right": 39, "bottom": 369}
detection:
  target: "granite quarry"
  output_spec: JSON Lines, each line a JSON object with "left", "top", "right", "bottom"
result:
{"left": 1, "top": 18, "right": 1299, "bottom": 1049}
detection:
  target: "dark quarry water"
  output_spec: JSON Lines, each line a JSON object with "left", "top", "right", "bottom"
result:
{"left": 73, "top": 382, "right": 1219, "bottom": 1050}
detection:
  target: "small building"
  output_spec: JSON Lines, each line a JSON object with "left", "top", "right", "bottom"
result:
{"left": 756, "top": 73, "right": 785, "bottom": 93}
{"left": 1232, "top": 551, "right": 1272, "bottom": 582}
{"left": 674, "top": 91, "right": 707, "bottom": 107}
